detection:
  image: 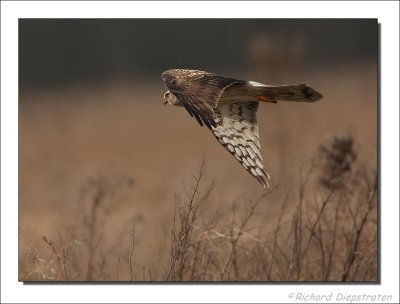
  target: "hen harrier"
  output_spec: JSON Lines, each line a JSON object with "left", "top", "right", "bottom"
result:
{"left": 162, "top": 69, "right": 323, "bottom": 188}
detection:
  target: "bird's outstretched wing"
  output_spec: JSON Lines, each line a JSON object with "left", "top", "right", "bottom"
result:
{"left": 212, "top": 101, "right": 270, "bottom": 188}
{"left": 161, "top": 69, "right": 242, "bottom": 129}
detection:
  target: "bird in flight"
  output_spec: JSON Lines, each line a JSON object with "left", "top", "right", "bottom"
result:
{"left": 161, "top": 69, "right": 323, "bottom": 188}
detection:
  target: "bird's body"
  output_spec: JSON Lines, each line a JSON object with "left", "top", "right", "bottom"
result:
{"left": 161, "top": 69, "right": 323, "bottom": 188}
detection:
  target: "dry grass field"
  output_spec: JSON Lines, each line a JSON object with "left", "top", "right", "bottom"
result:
{"left": 18, "top": 62, "right": 377, "bottom": 282}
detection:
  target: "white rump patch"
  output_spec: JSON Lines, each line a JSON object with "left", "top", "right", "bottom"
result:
{"left": 249, "top": 81, "right": 267, "bottom": 87}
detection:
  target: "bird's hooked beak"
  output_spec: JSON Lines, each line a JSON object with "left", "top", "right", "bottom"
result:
{"left": 163, "top": 90, "right": 180, "bottom": 106}
{"left": 163, "top": 91, "right": 170, "bottom": 105}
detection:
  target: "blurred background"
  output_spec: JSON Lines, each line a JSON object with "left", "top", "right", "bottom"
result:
{"left": 19, "top": 19, "right": 377, "bottom": 89}
{"left": 19, "top": 19, "right": 378, "bottom": 281}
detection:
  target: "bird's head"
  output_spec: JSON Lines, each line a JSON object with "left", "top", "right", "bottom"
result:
{"left": 163, "top": 90, "right": 180, "bottom": 106}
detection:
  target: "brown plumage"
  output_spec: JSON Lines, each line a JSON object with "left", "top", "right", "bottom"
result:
{"left": 161, "top": 69, "right": 323, "bottom": 188}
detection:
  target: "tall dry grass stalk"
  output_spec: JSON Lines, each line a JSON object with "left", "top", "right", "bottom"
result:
{"left": 19, "top": 134, "right": 377, "bottom": 282}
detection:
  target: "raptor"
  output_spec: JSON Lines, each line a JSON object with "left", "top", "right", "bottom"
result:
{"left": 162, "top": 69, "right": 323, "bottom": 188}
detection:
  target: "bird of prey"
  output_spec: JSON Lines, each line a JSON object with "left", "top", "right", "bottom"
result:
{"left": 161, "top": 69, "right": 323, "bottom": 188}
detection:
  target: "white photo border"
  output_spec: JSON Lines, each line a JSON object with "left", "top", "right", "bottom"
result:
{"left": 1, "top": 1, "right": 399, "bottom": 303}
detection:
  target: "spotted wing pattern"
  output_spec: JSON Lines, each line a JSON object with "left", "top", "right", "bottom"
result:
{"left": 162, "top": 69, "right": 241, "bottom": 129}
{"left": 212, "top": 101, "right": 270, "bottom": 188}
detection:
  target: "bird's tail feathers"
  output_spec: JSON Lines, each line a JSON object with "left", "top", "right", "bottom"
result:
{"left": 248, "top": 82, "right": 323, "bottom": 103}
